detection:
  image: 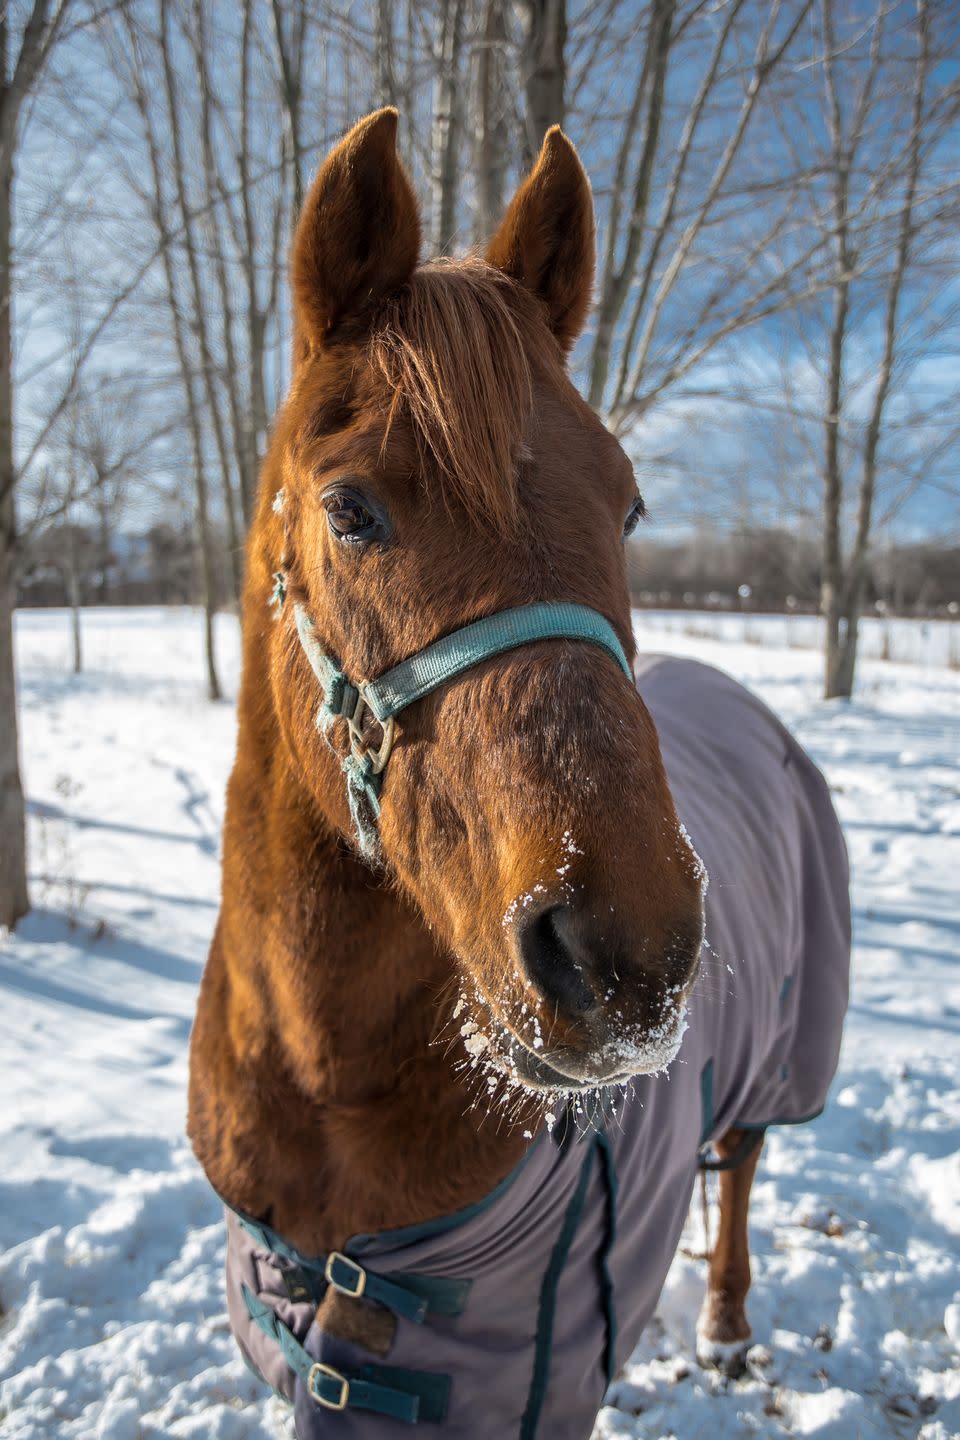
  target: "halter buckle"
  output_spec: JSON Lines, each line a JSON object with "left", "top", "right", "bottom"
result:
{"left": 308, "top": 1361, "right": 350, "bottom": 1410}
{"left": 347, "top": 693, "right": 396, "bottom": 775}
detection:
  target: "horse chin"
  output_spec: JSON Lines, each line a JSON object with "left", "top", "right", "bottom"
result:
{"left": 486, "top": 1002, "right": 691, "bottom": 1094}
{"left": 499, "top": 1039, "right": 634, "bottom": 1093}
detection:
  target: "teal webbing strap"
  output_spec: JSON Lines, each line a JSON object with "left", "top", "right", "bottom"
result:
{"left": 363, "top": 602, "right": 632, "bottom": 722}
{"left": 241, "top": 1284, "right": 450, "bottom": 1422}
{"left": 387, "top": 1268, "right": 472, "bottom": 1318}
{"left": 355, "top": 1362, "right": 451, "bottom": 1424}
{"left": 293, "top": 599, "right": 633, "bottom": 857}
{"left": 233, "top": 1210, "right": 469, "bottom": 1322}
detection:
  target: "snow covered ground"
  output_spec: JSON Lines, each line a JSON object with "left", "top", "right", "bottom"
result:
{"left": 2, "top": 606, "right": 958, "bottom": 1440}
{"left": 634, "top": 609, "right": 960, "bottom": 670}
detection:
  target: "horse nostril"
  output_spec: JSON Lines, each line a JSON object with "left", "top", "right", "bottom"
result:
{"left": 516, "top": 903, "right": 597, "bottom": 1017}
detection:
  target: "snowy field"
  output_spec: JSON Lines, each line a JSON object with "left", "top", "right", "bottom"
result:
{"left": 2, "top": 606, "right": 959, "bottom": 1440}
{"left": 635, "top": 609, "right": 960, "bottom": 670}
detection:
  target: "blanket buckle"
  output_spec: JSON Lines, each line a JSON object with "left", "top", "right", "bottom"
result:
{"left": 325, "top": 1250, "right": 367, "bottom": 1299}
{"left": 309, "top": 1361, "right": 350, "bottom": 1411}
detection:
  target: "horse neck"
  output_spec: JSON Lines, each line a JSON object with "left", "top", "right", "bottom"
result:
{"left": 189, "top": 605, "right": 529, "bottom": 1252}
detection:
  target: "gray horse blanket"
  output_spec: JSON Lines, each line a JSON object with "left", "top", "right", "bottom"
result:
{"left": 223, "top": 656, "right": 851, "bottom": 1438}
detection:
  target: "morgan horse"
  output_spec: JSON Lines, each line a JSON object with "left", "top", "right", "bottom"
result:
{"left": 188, "top": 110, "right": 850, "bottom": 1438}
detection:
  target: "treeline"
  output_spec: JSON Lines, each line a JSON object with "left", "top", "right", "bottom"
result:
{"left": 19, "top": 519, "right": 959, "bottom": 620}
{"left": 628, "top": 531, "right": 959, "bottom": 616}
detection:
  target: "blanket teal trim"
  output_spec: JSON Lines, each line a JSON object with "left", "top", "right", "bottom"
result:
{"left": 519, "top": 1130, "right": 618, "bottom": 1440}
{"left": 595, "top": 1130, "right": 619, "bottom": 1387}
{"left": 348, "top": 1128, "right": 546, "bottom": 1253}
{"left": 699, "top": 1056, "right": 715, "bottom": 1148}
{"left": 736, "top": 1106, "right": 825, "bottom": 1130}
{"left": 227, "top": 1202, "right": 471, "bottom": 1322}
{"left": 698, "top": 1053, "right": 826, "bottom": 1158}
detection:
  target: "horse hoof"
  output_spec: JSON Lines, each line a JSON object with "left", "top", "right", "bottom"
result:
{"left": 695, "top": 1333, "right": 750, "bottom": 1378}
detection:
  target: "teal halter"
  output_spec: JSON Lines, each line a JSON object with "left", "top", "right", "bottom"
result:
{"left": 293, "top": 601, "right": 633, "bottom": 858}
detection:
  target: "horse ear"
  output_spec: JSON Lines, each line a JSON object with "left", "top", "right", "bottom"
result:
{"left": 485, "top": 127, "right": 595, "bottom": 355}
{"left": 291, "top": 108, "right": 420, "bottom": 355}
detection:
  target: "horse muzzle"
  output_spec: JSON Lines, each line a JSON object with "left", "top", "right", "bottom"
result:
{"left": 492, "top": 969, "right": 696, "bottom": 1094}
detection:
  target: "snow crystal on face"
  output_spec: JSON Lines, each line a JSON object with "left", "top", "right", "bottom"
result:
{"left": 502, "top": 891, "right": 537, "bottom": 927}
{"left": 272, "top": 487, "right": 286, "bottom": 513}
{"left": 555, "top": 829, "right": 584, "bottom": 882}
{"left": 460, "top": 1020, "right": 490, "bottom": 1057}
{"left": 602, "top": 1003, "right": 690, "bottom": 1078}
{"left": 677, "top": 820, "right": 708, "bottom": 896}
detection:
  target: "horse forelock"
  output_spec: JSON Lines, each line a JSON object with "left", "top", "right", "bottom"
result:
{"left": 369, "top": 259, "right": 557, "bottom": 535}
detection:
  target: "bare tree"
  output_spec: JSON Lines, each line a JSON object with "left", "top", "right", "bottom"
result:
{"left": 472, "top": 0, "right": 509, "bottom": 242}
{"left": 111, "top": 5, "right": 222, "bottom": 699}
{"left": 587, "top": 0, "right": 819, "bottom": 428}
{"left": 430, "top": 0, "right": 467, "bottom": 254}
{"left": 517, "top": 0, "right": 565, "bottom": 159}
{"left": 269, "top": 0, "right": 307, "bottom": 216}
{"left": 0, "top": 0, "right": 73, "bottom": 929}
{"left": 816, "top": 0, "right": 947, "bottom": 697}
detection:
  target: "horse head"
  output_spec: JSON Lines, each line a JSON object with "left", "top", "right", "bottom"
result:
{"left": 262, "top": 108, "right": 705, "bottom": 1099}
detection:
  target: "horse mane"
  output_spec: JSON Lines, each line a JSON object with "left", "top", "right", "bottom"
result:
{"left": 370, "top": 259, "right": 556, "bottom": 534}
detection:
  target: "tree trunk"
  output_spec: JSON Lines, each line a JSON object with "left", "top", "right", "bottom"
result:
{"left": 828, "top": 618, "right": 858, "bottom": 699}
{"left": 96, "top": 488, "right": 109, "bottom": 601}
{"left": 821, "top": 270, "right": 849, "bottom": 700}
{"left": 240, "top": 0, "right": 272, "bottom": 503}
{"left": 160, "top": 0, "right": 241, "bottom": 607}
{"left": 430, "top": 0, "right": 466, "bottom": 255}
{"left": 122, "top": 8, "right": 222, "bottom": 700}
{"left": 588, "top": 0, "right": 674, "bottom": 408}
{"left": 271, "top": 0, "right": 305, "bottom": 217}
{"left": 193, "top": 0, "right": 258, "bottom": 531}
{"left": 66, "top": 520, "right": 81, "bottom": 674}
{"left": 0, "top": 154, "right": 28, "bottom": 928}
{"left": 820, "top": 0, "right": 853, "bottom": 703}
{"left": 376, "top": 0, "right": 399, "bottom": 107}
{"left": 829, "top": 0, "right": 929, "bottom": 701}
{"left": 473, "top": 0, "right": 508, "bottom": 242}
{"left": 518, "top": 0, "right": 566, "bottom": 162}
{"left": 0, "top": 528, "right": 26, "bottom": 929}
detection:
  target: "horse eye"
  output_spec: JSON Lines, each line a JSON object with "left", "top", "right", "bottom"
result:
{"left": 623, "top": 495, "right": 645, "bottom": 540}
{"left": 323, "top": 492, "right": 379, "bottom": 543}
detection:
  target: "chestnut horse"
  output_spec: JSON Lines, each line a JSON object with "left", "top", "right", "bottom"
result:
{"left": 189, "top": 110, "right": 849, "bottom": 1437}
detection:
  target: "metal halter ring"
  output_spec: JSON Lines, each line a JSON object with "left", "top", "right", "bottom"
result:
{"left": 347, "top": 694, "right": 396, "bottom": 775}
{"left": 308, "top": 1361, "right": 350, "bottom": 1411}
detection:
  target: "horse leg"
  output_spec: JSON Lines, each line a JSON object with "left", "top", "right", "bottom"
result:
{"left": 695, "top": 1127, "right": 763, "bottom": 1377}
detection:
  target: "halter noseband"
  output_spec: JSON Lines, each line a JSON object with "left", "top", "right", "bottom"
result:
{"left": 293, "top": 601, "right": 632, "bottom": 858}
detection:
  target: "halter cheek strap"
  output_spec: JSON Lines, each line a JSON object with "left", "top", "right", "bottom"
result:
{"left": 293, "top": 600, "right": 633, "bottom": 858}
